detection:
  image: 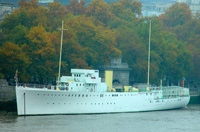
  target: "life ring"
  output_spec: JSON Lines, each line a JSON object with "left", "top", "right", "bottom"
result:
{"left": 66, "top": 87, "right": 69, "bottom": 91}
{"left": 66, "top": 83, "right": 69, "bottom": 86}
{"left": 90, "top": 88, "right": 93, "bottom": 92}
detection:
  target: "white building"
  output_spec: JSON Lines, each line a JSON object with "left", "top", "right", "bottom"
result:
{"left": 176, "top": 0, "right": 200, "bottom": 15}
{"left": 38, "top": 0, "right": 54, "bottom": 3}
{"left": 0, "top": 2, "right": 15, "bottom": 21}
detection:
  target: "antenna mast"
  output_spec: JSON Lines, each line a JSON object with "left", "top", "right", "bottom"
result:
{"left": 147, "top": 19, "right": 151, "bottom": 90}
{"left": 57, "top": 20, "right": 67, "bottom": 90}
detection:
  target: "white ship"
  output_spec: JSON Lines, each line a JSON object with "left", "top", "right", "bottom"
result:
{"left": 15, "top": 20, "right": 190, "bottom": 115}
{"left": 16, "top": 69, "right": 190, "bottom": 115}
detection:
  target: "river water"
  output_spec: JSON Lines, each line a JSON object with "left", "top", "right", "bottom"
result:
{"left": 0, "top": 104, "right": 200, "bottom": 132}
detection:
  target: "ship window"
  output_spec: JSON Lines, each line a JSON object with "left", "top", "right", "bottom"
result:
{"left": 76, "top": 84, "right": 78, "bottom": 86}
{"left": 44, "top": 94, "right": 45, "bottom": 96}
{"left": 78, "top": 94, "right": 80, "bottom": 97}
{"left": 80, "top": 84, "right": 81, "bottom": 86}
{"left": 86, "top": 94, "right": 88, "bottom": 97}
{"left": 37, "top": 94, "right": 39, "bottom": 95}
{"left": 83, "top": 84, "right": 84, "bottom": 86}
{"left": 82, "top": 94, "right": 84, "bottom": 97}
{"left": 68, "top": 94, "right": 70, "bottom": 97}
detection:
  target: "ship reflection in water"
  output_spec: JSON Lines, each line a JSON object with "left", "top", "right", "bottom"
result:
{"left": 0, "top": 104, "right": 200, "bottom": 132}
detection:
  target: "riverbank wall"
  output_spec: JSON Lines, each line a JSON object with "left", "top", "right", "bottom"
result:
{"left": 0, "top": 79, "right": 16, "bottom": 111}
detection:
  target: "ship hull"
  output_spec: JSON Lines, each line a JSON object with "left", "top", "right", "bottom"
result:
{"left": 16, "top": 87, "right": 190, "bottom": 115}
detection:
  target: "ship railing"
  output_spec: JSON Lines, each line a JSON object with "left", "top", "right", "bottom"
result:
{"left": 161, "top": 86, "right": 190, "bottom": 98}
{"left": 16, "top": 83, "right": 55, "bottom": 90}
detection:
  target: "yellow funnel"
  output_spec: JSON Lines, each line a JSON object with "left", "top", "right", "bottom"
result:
{"left": 105, "top": 70, "right": 113, "bottom": 92}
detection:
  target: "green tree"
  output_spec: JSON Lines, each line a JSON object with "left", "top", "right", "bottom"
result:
{"left": 0, "top": 42, "right": 30, "bottom": 82}
{"left": 160, "top": 2, "right": 192, "bottom": 28}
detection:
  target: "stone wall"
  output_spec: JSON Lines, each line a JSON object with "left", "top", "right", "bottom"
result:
{"left": 0, "top": 79, "right": 15, "bottom": 101}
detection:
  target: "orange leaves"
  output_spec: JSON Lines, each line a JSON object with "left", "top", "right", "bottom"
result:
{"left": 0, "top": 42, "right": 30, "bottom": 80}
{"left": 86, "top": 0, "right": 114, "bottom": 25}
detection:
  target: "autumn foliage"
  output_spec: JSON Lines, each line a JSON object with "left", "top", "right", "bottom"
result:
{"left": 0, "top": 0, "right": 199, "bottom": 86}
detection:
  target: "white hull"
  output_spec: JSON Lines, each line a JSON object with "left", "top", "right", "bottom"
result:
{"left": 16, "top": 87, "right": 190, "bottom": 115}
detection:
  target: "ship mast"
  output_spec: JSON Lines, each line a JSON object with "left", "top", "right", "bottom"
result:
{"left": 57, "top": 20, "right": 67, "bottom": 90}
{"left": 147, "top": 19, "right": 151, "bottom": 90}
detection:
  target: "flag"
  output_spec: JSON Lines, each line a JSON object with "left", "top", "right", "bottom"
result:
{"left": 14, "top": 69, "right": 18, "bottom": 82}
{"left": 181, "top": 80, "right": 184, "bottom": 87}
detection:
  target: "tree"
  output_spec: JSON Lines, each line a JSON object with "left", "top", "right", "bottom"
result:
{"left": 0, "top": 42, "right": 30, "bottom": 82}
{"left": 25, "top": 24, "right": 58, "bottom": 83}
{"left": 159, "top": 2, "right": 192, "bottom": 28}
{"left": 86, "top": 0, "right": 114, "bottom": 25}
{"left": 66, "top": 0, "right": 87, "bottom": 15}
